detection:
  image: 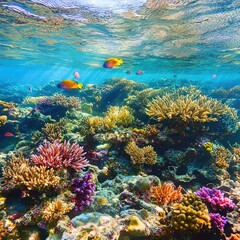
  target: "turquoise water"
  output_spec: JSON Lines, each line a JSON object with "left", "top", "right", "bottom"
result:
{"left": 1, "top": 1, "right": 240, "bottom": 240}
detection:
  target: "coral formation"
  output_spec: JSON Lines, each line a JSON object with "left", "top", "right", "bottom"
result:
{"left": 196, "top": 187, "right": 235, "bottom": 213}
{"left": 125, "top": 141, "right": 157, "bottom": 165}
{"left": 31, "top": 140, "right": 88, "bottom": 172}
{"left": 126, "top": 215, "right": 148, "bottom": 237}
{"left": 170, "top": 193, "right": 211, "bottom": 233}
{"left": 146, "top": 86, "right": 237, "bottom": 123}
{"left": 71, "top": 173, "right": 95, "bottom": 211}
{"left": 41, "top": 199, "right": 73, "bottom": 222}
{"left": 150, "top": 182, "right": 182, "bottom": 206}
{"left": 3, "top": 153, "right": 60, "bottom": 191}
{"left": 0, "top": 115, "right": 7, "bottom": 126}
{"left": 209, "top": 213, "right": 227, "bottom": 231}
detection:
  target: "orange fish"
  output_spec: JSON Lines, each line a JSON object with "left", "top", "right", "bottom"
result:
{"left": 4, "top": 132, "right": 14, "bottom": 137}
{"left": 57, "top": 80, "right": 83, "bottom": 90}
{"left": 103, "top": 58, "right": 123, "bottom": 68}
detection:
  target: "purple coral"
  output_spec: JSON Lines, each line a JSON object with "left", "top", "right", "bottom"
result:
{"left": 31, "top": 140, "right": 88, "bottom": 172}
{"left": 196, "top": 187, "right": 235, "bottom": 213}
{"left": 210, "top": 213, "right": 227, "bottom": 231}
{"left": 71, "top": 173, "right": 95, "bottom": 211}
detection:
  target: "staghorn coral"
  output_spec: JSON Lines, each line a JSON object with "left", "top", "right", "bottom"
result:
{"left": 170, "top": 193, "right": 211, "bottom": 233}
{"left": 212, "top": 146, "right": 232, "bottom": 169}
{"left": 125, "top": 141, "right": 157, "bottom": 165}
{"left": 3, "top": 152, "right": 60, "bottom": 191}
{"left": 31, "top": 140, "right": 88, "bottom": 172}
{"left": 41, "top": 199, "right": 73, "bottom": 222}
{"left": 0, "top": 115, "right": 7, "bottom": 127}
{"left": 146, "top": 86, "right": 237, "bottom": 123}
{"left": 89, "top": 106, "right": 134, "bottom": 134}
{"left": 22, "top": 96, "right": 48, "bottom": 105}
{"left": 42, "top": 118, "right": 67, "bottom": 141}
{"left": 149, "top": 182, "right": 182, "bottom": 206}
{"left": 0, "top": 99, "right": 15, "bottom": 109}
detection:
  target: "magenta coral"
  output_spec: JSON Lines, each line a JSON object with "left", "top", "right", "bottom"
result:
{"left": 31, "top": 140, "right": 88, "bottom": 172}
{"left": 196, "top": 187, "right": 235, "bottom": 213}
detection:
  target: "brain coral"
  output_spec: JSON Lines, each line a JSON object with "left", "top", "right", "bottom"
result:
{"left": 170, "top": 193, "right": 210, "bottom": 233}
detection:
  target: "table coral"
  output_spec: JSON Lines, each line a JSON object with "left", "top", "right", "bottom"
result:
{"left": 150, "top": 182, "right": 182, "bottom": 206}
{"left": 170, "top": 193, "right": 211, "bottom": 233}
{"left": 31, "top": 140, "right": 88, "bottom": 172}
{"left": 125, "top": 141, "right": 157, "bottom": 165}
{"left": 3, "top": 153, "right": 60, "bottom": 191}
{"left": 145, "top": 86, "right": 237, "bottom": 123}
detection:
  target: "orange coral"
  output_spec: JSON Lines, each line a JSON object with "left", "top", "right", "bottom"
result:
{"left": 233, "top": 146, "right": 240, "bottom": 163}
{"left": 150, "top": 182, "right": 182, "bottom": 206}
{"left": 227, "top": 233, "right": 240, "bottom": 240}
{"left": 212, "top": 146, "right": 232, "bottom": 169}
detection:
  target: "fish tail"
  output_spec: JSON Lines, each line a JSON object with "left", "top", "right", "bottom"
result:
{"left": 78, "top": 83, "right": 83, "bottom": 89}
{"left": 118, "top": 59, "right": 123, "bottom": 65}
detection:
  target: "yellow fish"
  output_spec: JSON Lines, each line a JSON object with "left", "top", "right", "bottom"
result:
{"left": 103, "top": 58, "right": 123, "bottom": 68}
{"left": 57, "top": 80, "right": 83, "bottom": 90}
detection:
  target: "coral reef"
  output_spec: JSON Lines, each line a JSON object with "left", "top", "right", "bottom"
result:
{"left": 150, "top": 182, "right": 182, "bottom": 206}
{"left": 0, "top": 115, "right": 7, "bottom": 127}
{"left": 125, "top": 141, "right": 157, "bottom": 165}
{"left": 209, "top": 213, "right": 227, "bottom": 231}
{"left": 31, "top": 140, "right": 88, "bottom": 172}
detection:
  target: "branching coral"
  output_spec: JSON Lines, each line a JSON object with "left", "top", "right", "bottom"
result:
{"left": 125, "top": 141, "right": 157, "bottom": 165}
{"left": 150, "top": 182, "right": 182, "bottom": 206}
{"left": 42, "top": 118, "right": 67, "bottom": 141}
{"left": 22, "top": 96, "right": 48, "bottom": 105}
{"left": 196, "top": 187, "right": 235, "bottom": 213}
{"left": 41, "top": 199, "right": 73, "bottom": 222}
{"left": 51, "top": 94, "right": 81, "bottom": 109}
{"left": 89, "top": 106, "right": 134, "bottom": 134}
{"left": 3, "top": 153, "right": 60, "bottom": 191}
{"left": 170, "top": 193, "right": 211, "bottom": 233}
{"left": 31, "top": 140, "right": 88, "bottom": 172}
{"left": 233, "top": 146, "right": 240, "bottom": 163}
{"left": 0, "top": 99, "right": 15, "bottom": 109}
{"left": 212, "top": 146, "right": 232, "bottom": 169}
{"left": 145, "top": 86, "right": 237, "bottom": 123}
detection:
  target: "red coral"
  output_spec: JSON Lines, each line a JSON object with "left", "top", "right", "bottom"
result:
{"left": 31, "top": 140, "right": 88, "bottom": 172}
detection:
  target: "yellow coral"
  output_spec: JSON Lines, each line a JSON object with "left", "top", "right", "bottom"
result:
{"left": 89, "top": 106, "right": 134, "bottom": 134}
{"left": 212, "top": 146, "right": 231, "bottom": 169}
{"left": 41, "top": 199, "right": 73, "bottom": 222}
{"left": 3, "top": 153, "right": 60, "bottom": 190}
{"left": 233, "top": 146, "right": 240, "bottom": 163}
{"left": 126, "top": 215, "right": 147, "bottom": 237}
{"left": 42, "top": 118, "right": 67, "bottom": 141}
{"left": 125, "top": 141, "right": 157, "bottom": 165}
{"left": 150, "top": 183, "right": 182, "bottom": 206}
{"left": 171, "top": 193, "right": 210, "bottom": 233}
{"left": 0, "top": 115, "right": 7, "bottom": 126}
{"left": 0, "top": 100, "right": 15, "bottom": 109}
{"left": 203, "top": 142, "right": 213, "bottom": 152}
{"left": 146, "top": 86, "right": 237, "bottom": 123}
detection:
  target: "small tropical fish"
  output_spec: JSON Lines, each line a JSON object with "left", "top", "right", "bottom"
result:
{"left": 103, "top": 58, "right": 123, "bottom": 68}
{"left": 29, "top": 87, "right": 32, "bottom": 92}
{"left": 73, "top": 71, "right": 80, "bottom": 79}
{"left": 4, "top": 132, "right": 14, "bottom": 137}
{"left": 136, "top": 70, "right": 144, "bottom": 75}
{"left": 126, "top": 70, "right": 131, "bottom": 74}
{"left": 212, "top": 74, "right": 217, "bottom": 79}
{"left": 57, "top": 80, "right": 83, "bottom": 90}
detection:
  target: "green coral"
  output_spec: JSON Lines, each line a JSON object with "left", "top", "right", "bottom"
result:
{"left": 170, "top": 193, "right": 210, "bottom": 233}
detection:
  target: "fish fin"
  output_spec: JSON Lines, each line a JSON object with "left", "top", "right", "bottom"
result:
{"left": 118, "top": 59, "right": 123, "bottom": 65}
{"left": 78, "top": 83, "right": 83, "bottom": 89}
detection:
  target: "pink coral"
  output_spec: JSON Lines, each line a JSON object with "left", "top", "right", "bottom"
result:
{"left": 31, "top": 140, "right": 88, "bottom": 172}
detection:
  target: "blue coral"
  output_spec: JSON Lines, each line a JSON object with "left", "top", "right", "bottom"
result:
{"left": 71, "top": 173, "right": 95, "bottom": 211}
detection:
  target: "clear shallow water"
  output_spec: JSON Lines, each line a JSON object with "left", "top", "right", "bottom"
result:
{"left": 1, "top": 0, "right": 240, "bottom": 83}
